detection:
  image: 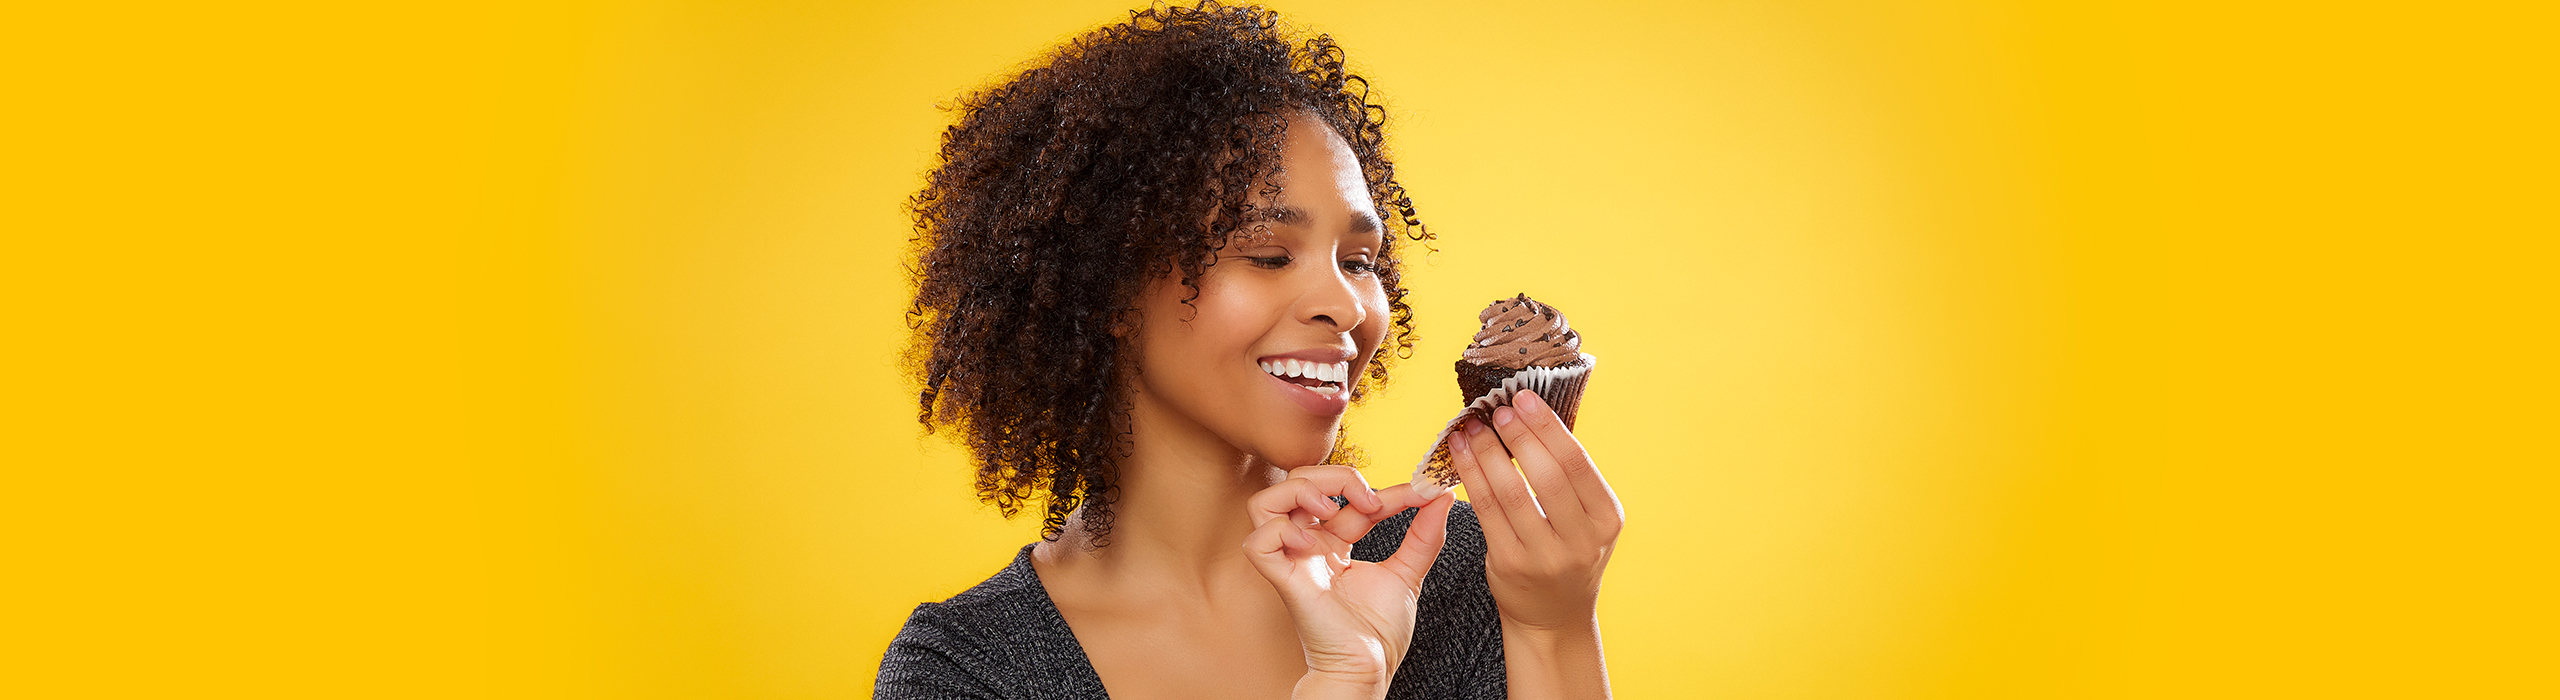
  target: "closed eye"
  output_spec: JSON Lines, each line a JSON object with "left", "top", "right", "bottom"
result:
{"left": 1248, "top": 256, "right": 1292, "bottom": 269}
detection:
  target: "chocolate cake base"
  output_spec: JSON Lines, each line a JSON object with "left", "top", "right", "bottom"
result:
{"left": 1454, "top": 355, "right": 1590, "bottom": 429}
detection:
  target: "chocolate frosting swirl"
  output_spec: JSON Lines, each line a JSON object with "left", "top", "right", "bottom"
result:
{"left": 1460, "top": 294, "right": 1582, "bottom": 369}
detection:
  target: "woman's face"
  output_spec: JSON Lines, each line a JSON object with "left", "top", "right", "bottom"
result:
{"left": 1129, "top": 113, "right": 1392, "bottom": 469}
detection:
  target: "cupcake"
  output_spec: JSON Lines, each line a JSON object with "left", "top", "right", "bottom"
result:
{"left": 1410, "top": 294, "right": 1596, "bottom": 498}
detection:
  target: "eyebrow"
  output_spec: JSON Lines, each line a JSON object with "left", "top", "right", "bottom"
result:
{"left": 1245, "top": 204, "right": 1383, "bottom": 237}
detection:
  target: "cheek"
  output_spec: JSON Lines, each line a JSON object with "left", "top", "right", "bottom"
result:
{"left": 1134, "top": 277, "right": 1211, "bottom": 363}
{"left": 1358, "top": 283, "right": 1392, "bottom": 347}
{"left": 1147, "top": 270, "right": 1267, "bottom": 359}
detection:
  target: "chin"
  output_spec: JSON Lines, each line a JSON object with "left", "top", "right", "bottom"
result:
{"left": 1263, "top": 436, "right": 1339, "bottom": 469}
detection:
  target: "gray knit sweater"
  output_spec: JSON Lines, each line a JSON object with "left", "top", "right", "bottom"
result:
{"left": 875, "top": 502, "right": 1506, "bottom": 699}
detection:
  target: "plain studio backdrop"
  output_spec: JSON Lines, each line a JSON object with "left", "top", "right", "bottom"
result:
{"left": 6, "top": 1, "right": 2551, "bottom": 698}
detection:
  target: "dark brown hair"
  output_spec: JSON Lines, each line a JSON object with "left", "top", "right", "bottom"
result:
{"left": 904, "top": 1, "right": 1428, "bottom": 543}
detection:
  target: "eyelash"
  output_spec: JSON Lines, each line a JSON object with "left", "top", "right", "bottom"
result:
{"left": 1248, "top": 256, "right": 1379, "bottom": 276}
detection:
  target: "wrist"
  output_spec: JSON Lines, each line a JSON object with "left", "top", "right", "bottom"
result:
{"left": 1500, "top": 616, "right": 1610, "bottom": 699}
{"left": 1500, "top": 615, "right": 1601, "bottom": 650}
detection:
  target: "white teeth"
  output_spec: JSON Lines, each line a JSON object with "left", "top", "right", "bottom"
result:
{"left": 1309, "top": 385, "right": 1339, "bottom": 396}
{"left": 1261, "top": 359, "right": 1353, "bottom": 387}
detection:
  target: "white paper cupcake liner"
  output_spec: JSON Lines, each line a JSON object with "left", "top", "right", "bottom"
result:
{"left": 1408, "top": 353, "right": 1595, "bottom": 499}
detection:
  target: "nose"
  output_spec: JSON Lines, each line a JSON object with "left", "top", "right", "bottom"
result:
{"left": 1299, "top": 258, "right": 1369, "bottom": 333}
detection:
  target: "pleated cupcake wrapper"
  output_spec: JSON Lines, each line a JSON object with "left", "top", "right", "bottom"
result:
{"left": 1408, "top": 353, "right": 1595, "bottom": 500}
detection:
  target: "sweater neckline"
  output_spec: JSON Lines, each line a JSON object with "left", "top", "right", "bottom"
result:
{"left": 1000, "top": 543, "right": 1113, "bottom": 695}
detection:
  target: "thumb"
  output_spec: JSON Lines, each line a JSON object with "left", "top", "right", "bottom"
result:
{"left": 1377, "top": 493, "right": 1454, "bottom": 588}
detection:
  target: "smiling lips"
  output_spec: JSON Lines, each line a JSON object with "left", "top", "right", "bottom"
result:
{"left": 1260, "top": 358, "right": 1352, "bottom": 397}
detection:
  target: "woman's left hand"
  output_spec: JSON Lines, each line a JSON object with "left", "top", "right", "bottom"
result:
{"left": 1448, "top": 389, "right": 1625, "bottom": 633}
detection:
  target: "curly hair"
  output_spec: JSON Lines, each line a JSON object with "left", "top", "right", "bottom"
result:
{"left": 903, "top": 1, "right": 1429, "bottom": 544}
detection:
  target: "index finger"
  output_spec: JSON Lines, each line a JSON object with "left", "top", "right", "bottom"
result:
{"left": 1313, "top": 481, "right": 1433, "bottom": 544}
{"left": 1455, "top": 416, "right": 1556, "bottom": 547}
{"left": 1244, "top": 465, "right": 1382, "bottom": 527}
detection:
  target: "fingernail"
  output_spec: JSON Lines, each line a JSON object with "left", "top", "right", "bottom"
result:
{"left": 1463, "top": 418, "right": 1485, "bottom": 437}
{"left": 1494, "top": 406, "right": 1516, "bottom": 427}
{"left": 1519, "top": 390, "right": 1545, "bottom": 412}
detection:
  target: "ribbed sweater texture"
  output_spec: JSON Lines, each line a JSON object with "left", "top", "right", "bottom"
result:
{"left": 875, "top": 501, "right": 1507, "bottom": 699}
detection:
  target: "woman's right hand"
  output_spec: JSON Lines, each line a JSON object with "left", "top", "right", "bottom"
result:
{"left": 1242, "top": 465, "right": 1456, "bottom": 700}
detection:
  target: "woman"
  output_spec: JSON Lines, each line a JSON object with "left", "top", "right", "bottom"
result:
{"left": 879, "top": 4, "right": 1622, "bottom": 698}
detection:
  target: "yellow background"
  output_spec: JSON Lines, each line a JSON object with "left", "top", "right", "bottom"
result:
{"left": 9, "top": 1, "right": 2552, "bottom": 698}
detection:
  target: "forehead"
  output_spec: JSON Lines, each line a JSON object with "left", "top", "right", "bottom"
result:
{"left": 1282, "top": 114, "right": 1370, "bottom": 203}
{"left": 1236, "top": 114, "right": 1382, "bottom": 241}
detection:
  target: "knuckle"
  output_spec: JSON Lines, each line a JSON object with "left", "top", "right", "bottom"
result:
{"left": 1560, "top": 454, "right": 1594, "bottom": 475}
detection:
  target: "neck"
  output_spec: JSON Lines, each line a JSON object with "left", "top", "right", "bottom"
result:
{"left": 1041, "top": 389, "right": 1288, "bottom": 594}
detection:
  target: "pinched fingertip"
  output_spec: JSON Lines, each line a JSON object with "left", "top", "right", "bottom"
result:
{"left": 1410, "top": 478, "right": 1447, "bottom": 502}
{"left": 1301, "top": 489, "right": 1341, "bottom": 517}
